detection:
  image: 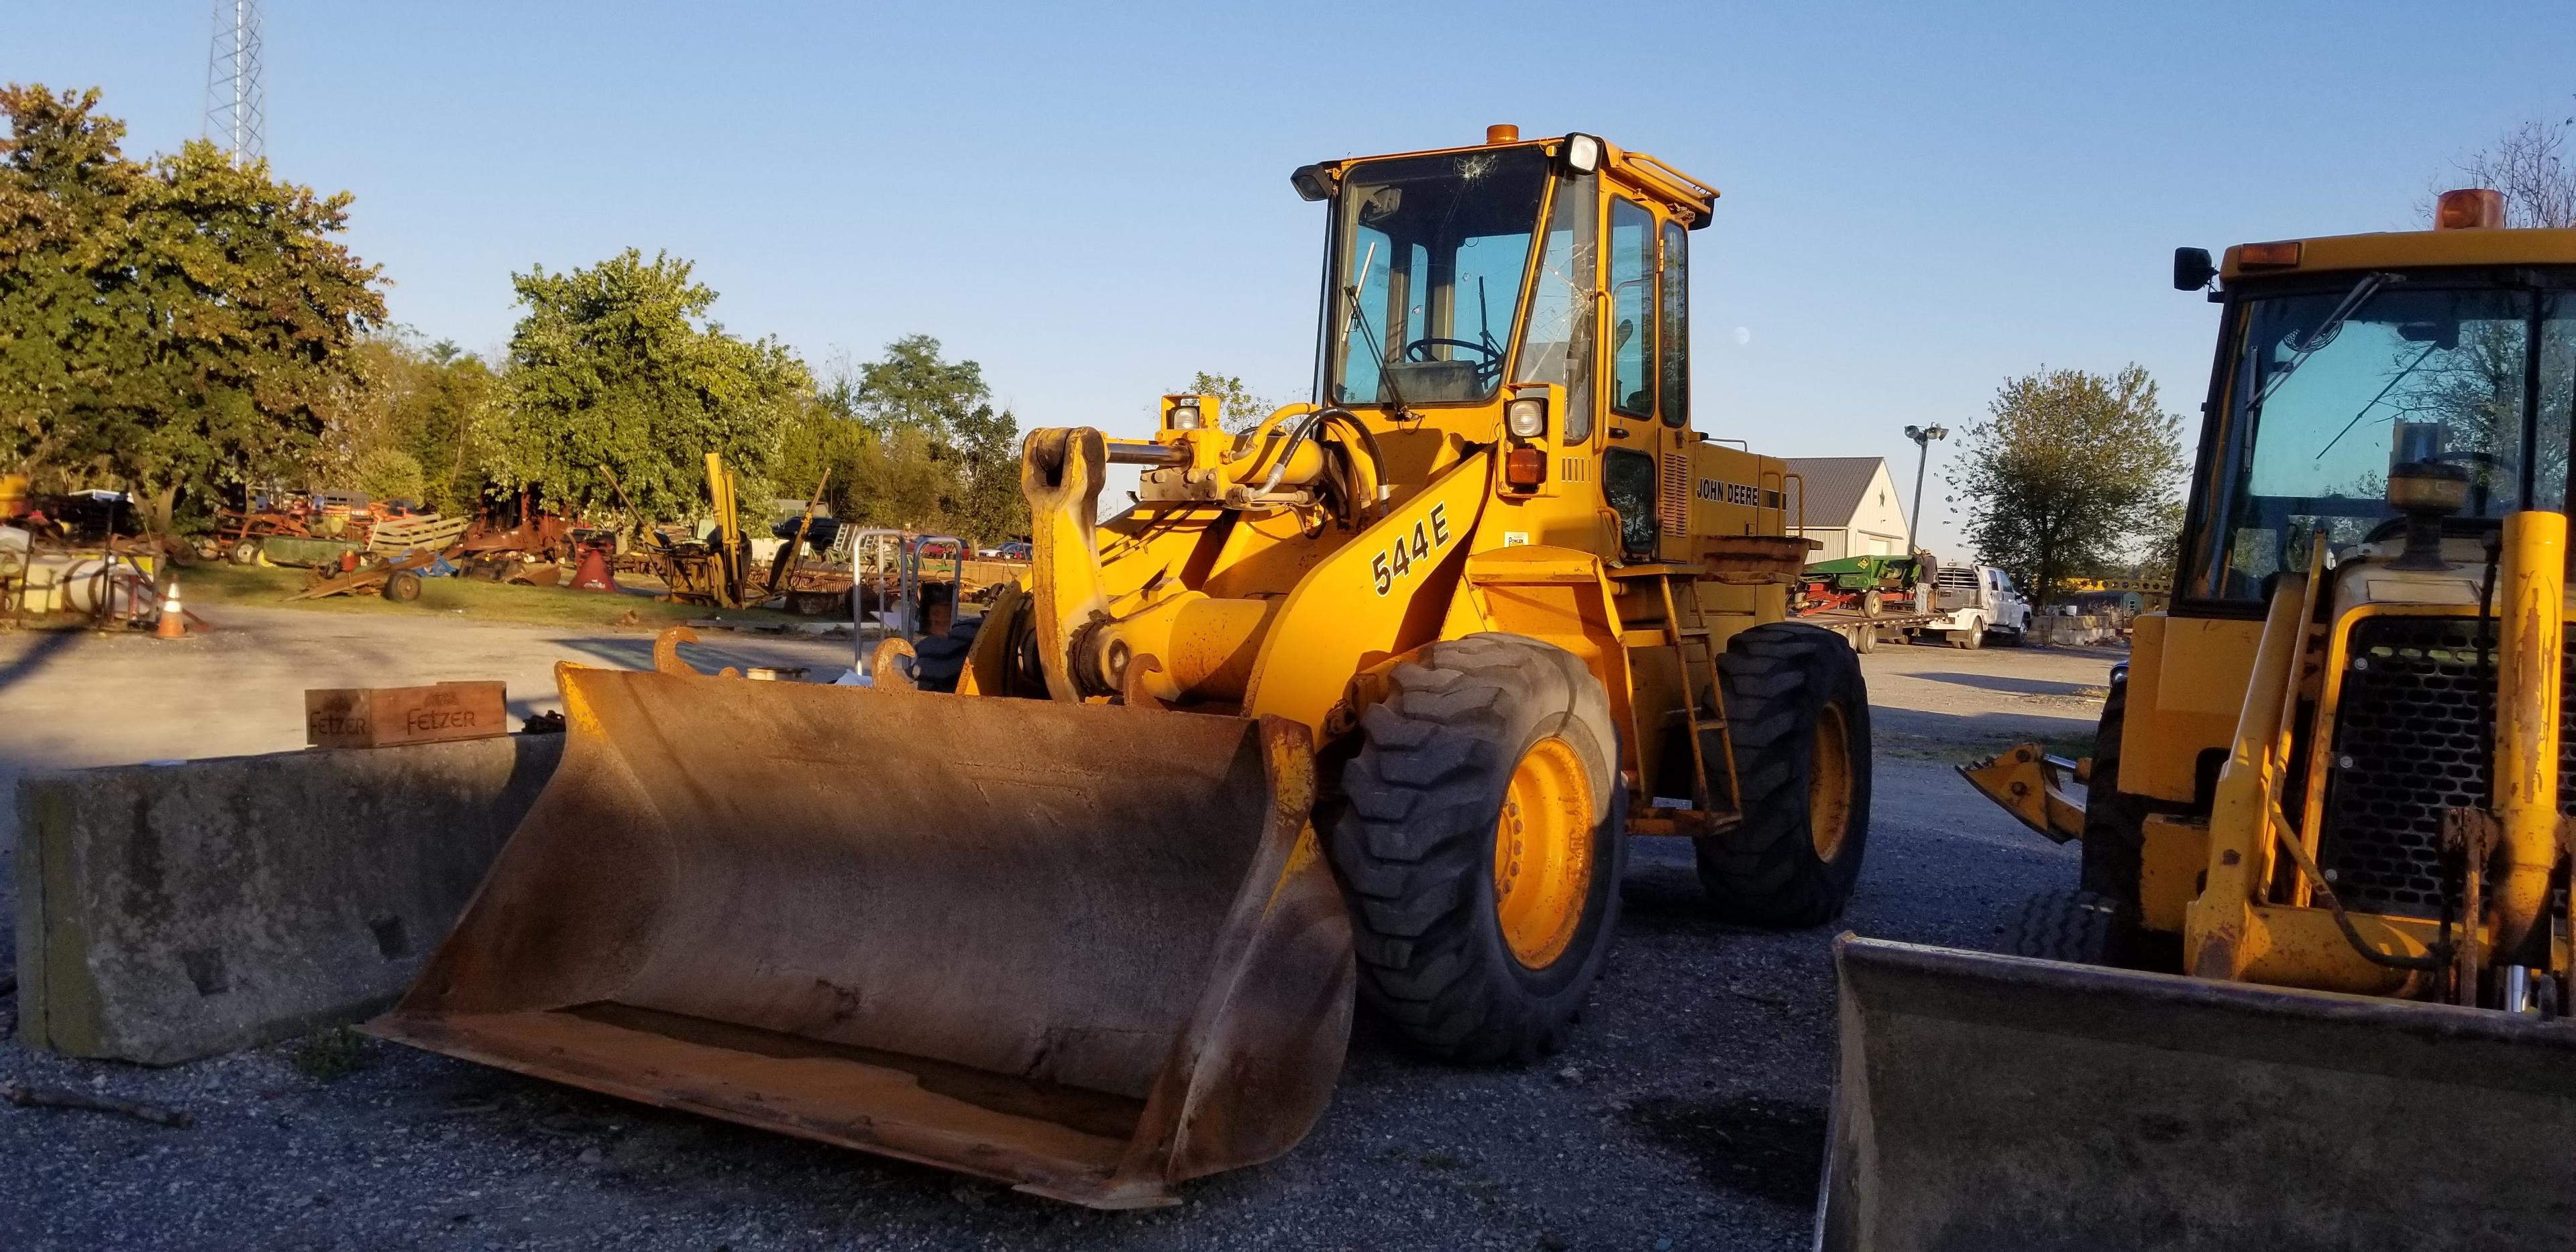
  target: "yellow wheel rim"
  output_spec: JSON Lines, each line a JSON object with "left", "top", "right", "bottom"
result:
{"left": 1492, "top": 736, "right": 1595, "bottom": 969}
{"left": 1809, "top": 704, "right": 1854, "bottom": 862}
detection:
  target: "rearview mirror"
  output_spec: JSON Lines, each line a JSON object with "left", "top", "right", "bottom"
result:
{"left": 2397, "top": 321, "right": 2460, "bottom": 351}
{"left": 2173, "top": 247, "right": 2217, "bottom": 291}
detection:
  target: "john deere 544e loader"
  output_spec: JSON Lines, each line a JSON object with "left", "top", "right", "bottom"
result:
{"left": 1831, "top": 190, "right": 2576, "bottom": 1249}
{"left": 370, "top": 126, "right": 1870, "bottom": 1207}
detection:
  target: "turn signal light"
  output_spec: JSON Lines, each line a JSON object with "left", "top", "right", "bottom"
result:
{"left": 2237, "top": 241, "right": 2302, "bottom": 269}
{"left": 1505, "top": 445, "right": 1546, "bottom": 490}
{"left": 2436, "top": 188, "right": 2505, "bottom": 231}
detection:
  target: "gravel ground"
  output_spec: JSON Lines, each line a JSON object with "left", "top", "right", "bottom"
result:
{"left": 0, "top": 620, "right": 2120, "bottom": 1251}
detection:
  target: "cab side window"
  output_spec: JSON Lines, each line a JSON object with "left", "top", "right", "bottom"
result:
{"left": 1658, "top": 220, "right": 1688, "bottom": 428}
{"left": 1608, "top": 198, "right": 1654, "bottom": 417}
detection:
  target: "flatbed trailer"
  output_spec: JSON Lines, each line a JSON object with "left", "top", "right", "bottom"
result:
{"left": 1795, "top": 606, "right": 1937, "bottom": 653}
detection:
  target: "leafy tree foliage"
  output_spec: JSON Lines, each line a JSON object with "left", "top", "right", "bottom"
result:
{"left": 478, "top": 249, "right": 808, "bottom": 527}
{"left": 778, "top": 337, "right": 1026, "bottom": 545}
{"left": 1181, "top": 371, "right": 1288, "bottom": 434}
{"left": 0, "top": 84, "right": 385, "bottom": 526}
{"left": 1947, "top": 365, "right": 2186, "bottom": 607}
{"left": 333, "top": 335, "right": 495, "bottom": 513}
{"left": 3, "top": 89, "right": 1032, "bottom": 547}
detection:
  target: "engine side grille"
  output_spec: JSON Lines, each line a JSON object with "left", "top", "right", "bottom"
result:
{"left": 2316, "top": 616, "right": 2576, "bottom": 918}
{"left": 1658, "top": 452, "right": 1691, "bottom": 543}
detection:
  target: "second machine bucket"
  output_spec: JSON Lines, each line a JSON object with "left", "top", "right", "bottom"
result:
{"left": 1819, "top": 935, "right": 2576, "bottom": 1251}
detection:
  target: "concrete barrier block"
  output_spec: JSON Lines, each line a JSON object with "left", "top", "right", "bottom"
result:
{"left": 14, "top": 732, "right": 562, "bottom": 1064}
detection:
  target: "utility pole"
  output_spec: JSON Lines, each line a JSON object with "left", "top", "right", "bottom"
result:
{"left": 1902, "top": 423, "right": 1947, "bottom": 551}
{"left": 203, "top": 0, "right": 266, "bottom": 163}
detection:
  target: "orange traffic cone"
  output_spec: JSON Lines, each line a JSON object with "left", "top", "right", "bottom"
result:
{"left": 156, "top": 580, "right": 186, "bottom": 639}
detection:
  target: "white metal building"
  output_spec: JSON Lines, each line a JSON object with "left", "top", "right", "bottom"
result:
{"left": 1784, "top": 457, "right": 1913, "bottom": 561}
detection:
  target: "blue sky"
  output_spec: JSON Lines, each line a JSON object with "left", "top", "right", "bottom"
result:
{"left": 11, "top": 1, "right": 2574, "bottom": 555}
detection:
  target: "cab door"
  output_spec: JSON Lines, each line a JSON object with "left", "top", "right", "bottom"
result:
{"left": 1601, "top": 194, "right": 1676, "bottom": 559}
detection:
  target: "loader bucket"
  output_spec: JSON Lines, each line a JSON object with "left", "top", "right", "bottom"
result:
{"left": 367, "top": 662, "right": 1353, "bottom": 1209}
{"left": 1821, "top": 936, "right": 2576, "bottom": 1251}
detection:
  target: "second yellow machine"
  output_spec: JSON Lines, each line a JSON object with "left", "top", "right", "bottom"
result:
{"left": 370, "top": 126, "right": 1870, "bottom": 1206}
{"left": 1833, "top": 191, "right": 2576, "bottom": 1249}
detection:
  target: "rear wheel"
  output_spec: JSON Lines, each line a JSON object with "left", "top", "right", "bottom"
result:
{"left": 1328, "top": 634, "right": 1625, "bottom": 1064}
{"left": 1695, "top": 622, "right": 1874, "bottom": 927}
{"left": 1953, "top": 618, "right": 1984, "bottom": 649}
{"left": 2007, "top": 889, "right": 2138, "bottom": 966}
{"left": 228, "top": 537, "right": 261, "bottom": 565}
{"left": 382, "top": 571, "right": 423, "bottom": 602}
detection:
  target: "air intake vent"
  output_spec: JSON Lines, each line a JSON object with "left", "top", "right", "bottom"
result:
{"left": 2316, "top": 616, "right": 2576, "bottom": 918}
{"left": 1658, "top": 453, "right": 1690, "bottom": 544}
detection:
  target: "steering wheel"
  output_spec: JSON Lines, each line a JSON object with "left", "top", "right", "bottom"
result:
{"left": 1403, "top": 337, "right": 1503, "bottom": 385}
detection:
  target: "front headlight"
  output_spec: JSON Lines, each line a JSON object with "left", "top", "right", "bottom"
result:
{"left": 1505, "top": 396, "right": 1547, "bottom": 439}
{"left": 1169, "top": 399, "right": 1203, "bottom": 431}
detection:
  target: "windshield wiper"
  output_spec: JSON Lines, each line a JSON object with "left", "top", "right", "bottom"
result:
{"left": 1339, "top": 241, "right": 1413, "bottom": 418}
{"left": 2250, "top": 272, "right": 2404, "bottom": 416}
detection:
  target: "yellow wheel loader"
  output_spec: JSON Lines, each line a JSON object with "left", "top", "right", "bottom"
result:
{"left": 1833, "top": 190, "right": 2576, "bottom": 1250}
{"left": 369, "top": 125, "right": 1873, "bottom": 1208}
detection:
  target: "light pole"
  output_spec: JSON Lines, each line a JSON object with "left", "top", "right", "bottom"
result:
{"left": 1902, "top": 423, "right": 1947, "bottom": 551}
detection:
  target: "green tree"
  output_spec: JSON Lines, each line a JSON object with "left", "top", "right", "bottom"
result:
{"left": 479, "top": 248, "right": 808, "bottom": 528}
{"left": 947, "top": 398, "right": 1026, "bottom": 542}
{"left": 1179, "top": 371, "right": 1287, "bottom": 434}
{"left": 856, "top": 333, "right": 986, "bottom": 437}
{"left": 331, "top": 335, "right": 495, "bottom": 513}
{"left": 775, "top": 336, "right": 1026, "bottom": 543}
{"left": 0, "top": 84, "right": 386, "bottom": 528}
{"left": 354, "top": 447, "right": 425, "bottom": 502}
{"left": 1947, "top": 364, "right": 2186, "bottom": 608}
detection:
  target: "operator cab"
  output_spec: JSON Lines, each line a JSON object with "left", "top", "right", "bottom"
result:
{"left": 2178, "top": 194, "right": 2576, "bottom": 610}
{"left": 1299, "top": 127, "right": 1714, "bottom": 448}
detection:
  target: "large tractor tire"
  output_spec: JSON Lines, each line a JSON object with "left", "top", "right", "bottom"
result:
{"left": 2078, "top": 675, "right": 2148, "bottom": 901}
{"left": 1328, "top": 633, "right": 1627, "bottom": 1064}
{"left": 2006, "top": 889, "right": 2138, "bottom": 966}
{"left": 1695, "top": 622, "right": 1873, "bottom": 927}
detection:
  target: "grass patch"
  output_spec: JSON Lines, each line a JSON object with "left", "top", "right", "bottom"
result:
{"left": 288, "top": 1025, "right": 374, "bottom": 1081}
{"left": 182, "top": 561, "right": 806, "bottom": 630}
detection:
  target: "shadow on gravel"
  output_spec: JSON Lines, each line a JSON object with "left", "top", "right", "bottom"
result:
{"left": 1622, "top": 1092, "right": 1827, "bottom": 1208}
{"left": 0, "top": 628, "right": 82, "bottom": 696}
{"left": 1905, "top": 670, "right": 2102, "bottom": 697}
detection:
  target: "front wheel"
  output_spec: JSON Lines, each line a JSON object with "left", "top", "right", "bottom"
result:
{"left": 1695, "top": 622, "right": 1874, "bottom": 927}
{"left": 1328, "top": 634, "right": 1626, "bottom": 1064}
{"left": 2007, "top": 889, "right": 2137, "bottom": 966}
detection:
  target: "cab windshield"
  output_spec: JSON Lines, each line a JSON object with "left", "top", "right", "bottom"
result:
{"left": 1323, "top": 148, "right": 1550, "bottom": 406}
{"left": 2189, "top": 275, "right": 2576, "bottom": 602}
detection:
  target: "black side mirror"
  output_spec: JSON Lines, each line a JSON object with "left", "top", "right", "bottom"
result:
{"left": 2174, "top": 247, "right": 2218, "bottom": 292}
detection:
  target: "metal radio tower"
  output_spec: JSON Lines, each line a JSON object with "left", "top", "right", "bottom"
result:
{"left": 203, "top": 0, "right": 266, "bottom": 162}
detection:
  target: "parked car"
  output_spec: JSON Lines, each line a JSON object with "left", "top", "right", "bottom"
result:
{"left": 1915, "top": 564, "right": 2030, "bottom": 648}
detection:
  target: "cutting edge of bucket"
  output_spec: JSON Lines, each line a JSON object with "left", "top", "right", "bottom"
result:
{"left": 368, "top": 668, "right": 1355, "bottom": 1209}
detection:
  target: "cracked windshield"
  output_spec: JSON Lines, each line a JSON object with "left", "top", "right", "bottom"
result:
{"left": 2194, "top": 282, "right": 2576, "bottom": 599}
{"left": 1326, "top": 147, "right": 1548, "bottom": 406}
